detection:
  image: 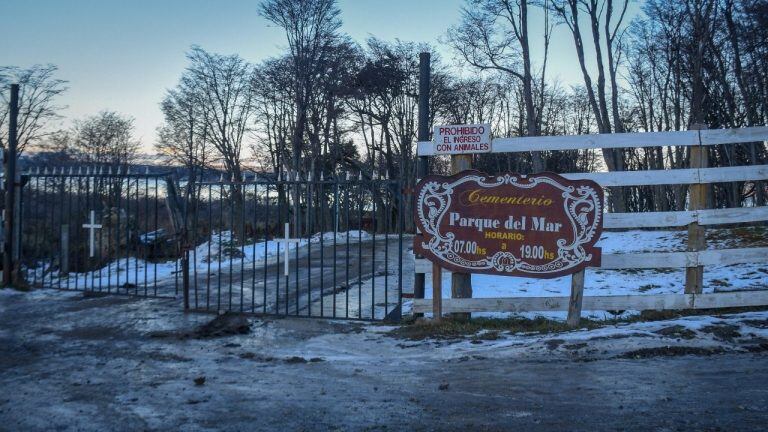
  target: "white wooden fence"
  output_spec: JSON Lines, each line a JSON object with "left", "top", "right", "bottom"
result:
{"left": 413, "top": 126, "right": 768, "bottom": 317}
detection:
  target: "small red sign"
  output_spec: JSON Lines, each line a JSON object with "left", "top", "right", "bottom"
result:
{"left": 414, "top": 170, "right": 604, "bottom": 278}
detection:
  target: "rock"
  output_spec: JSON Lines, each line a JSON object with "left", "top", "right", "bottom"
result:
{"left": 195, "top": 312, "right": 251, "bottom": 338}
{"left": 194, "top": 376, "right": 206, "bottom": 386}
{"left": 438, "top": 382, "right": 449, "bottom": 391}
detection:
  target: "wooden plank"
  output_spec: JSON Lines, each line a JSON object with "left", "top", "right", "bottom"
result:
{"left": 416, "top": 127, "right": 768, "bottom": 156}
{"left": 699, "top": 126, "right": 768, "bottom": 146}
{"left": 698, "top": 164, "right": 768, "bottom": 183}
{"left": 698, "top": 206, "right": 768, "bottom": 225}
{"left": 601, "top": 252, "right": 695, "bottom": 269}
{"left": 693, "top": 291, "right": 768, "bottom": 309}
{"left": 567, "top": 270, "right": 585, "bottom": 327}
{"left": 492, "top": 130, "right": 699, "bottom": 153}
{"left": 603, "top": 206, "right": 768, "bottom": 229}
{"left": 561, "top": 169, "right": 700, "bottom": 187}
{"left": 412, "top": 294, "right": 695, "bottom": 314}
{"left": 583, "top": 294, "right": 694, "bottom": 310}
{"left": 604, "top": 211, "right": 696, "bottom": 228}
{"left": 698, "top": 247, "right": 768, "bottom": 266}
{"left": 412, "top": 296, "right": 570, "bottom": 314}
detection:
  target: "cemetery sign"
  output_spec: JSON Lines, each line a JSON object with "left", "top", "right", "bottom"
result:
{"left": 414, "top": 170, "right": 604, "bottom": 278}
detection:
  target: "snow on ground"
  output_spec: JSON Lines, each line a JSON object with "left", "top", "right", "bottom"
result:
{"left": 418, "top": 226, "right": 768, "bottom": 320}
{"left": 28, "top": 230, "right": 373, "bottom": 290}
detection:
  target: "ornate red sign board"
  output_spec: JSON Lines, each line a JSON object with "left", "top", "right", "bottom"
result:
{"left": 414, "top": 170, "right": 604, "bottom": 279}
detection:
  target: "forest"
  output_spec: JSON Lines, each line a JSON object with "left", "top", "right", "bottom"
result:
{"left": 1, "top": 0, "right": 767, "bottom": 218}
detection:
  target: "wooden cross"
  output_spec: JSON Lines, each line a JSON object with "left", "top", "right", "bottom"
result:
{"left": 82, "top": 210, "right": 102, "bottom": 258}
{"left": 275, "top": 223, "right": 300, "bottom": 276}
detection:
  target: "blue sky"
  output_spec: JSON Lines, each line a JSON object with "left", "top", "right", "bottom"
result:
{"left": 1, "top": 0, "right": 640, "bottom": 151}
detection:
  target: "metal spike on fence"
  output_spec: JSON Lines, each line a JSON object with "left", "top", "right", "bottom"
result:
{"left": 308, "top": 171, "right": 313, "bottom": 181}
{"left": 219, "top": 173, "right": 224, "bottom": 182}
{"left": 320, "top": 172, "right": 324, "bottom": 181}
{"left": 242, "top": 173, "right": 246, "bottom": 182}
{"left": 276, "top": 171, "right": 281, "bottom": 181}
{"left": 107, "top": 166, "right": 111, "bottom": 175}
{"left": 346, "top": 171, "right": 351, "bottom": 181}
{"left": 68, "top": 166, "right": 73, "bottom": 175}
{"left": 145, "top": 166, "right": 149, "bottom": 175}
{"left": 126, "top": 166, "right": 131, "bottom": 174}
{"left": 116, "top": 166, "right": 122, "bottom": 175}
{"left": 358, "top": 172, "right": 363, "bottom": 181}
{"left": 295, "top": 171, "right": 301, "bottom": 181}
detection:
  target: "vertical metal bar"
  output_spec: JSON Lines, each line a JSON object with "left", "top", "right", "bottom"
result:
{"left": 228, "top": 183, "right": 235, "bottom": 311}
{"left": 144, "top": 175, "right": 149, "bottom": 297}
{"left": 345, "top": 178, "right": 350, "bottom": 318}
{"left": 263, "top": 182, "right": 269, "bottom": 315}
{"left": 206, "top": 184, "right": 212, "bottom": 310}
{"left": 240, "top": 182, "right": 245, "bottom": 312}
{"left": 332, "top": 179, "right": 338, "bottom": 318}
{"left": 57, "top": 175, "right": 64, "bottom": 291}
{"left": 251, "top": 182, "right": 257, "bottom": 313}
{"left": 153, "top": 177, "right": 159, "bottom": 296}
{"left": 371, "top": 180, "right": 377, "bottom": 318}
{"left": 3, "top": 84, "right": 18, "bottom": 287}
{"left": 295, "top": 179, "right": 300, "bottom": 316}
{"left": 217, "top": 182, "right": 223, "bottom": 311}
{"left": 398, "top": 179, "right": 404, "bottom": 311}
{"left": 358, "top": 180, "right": 363, "bottom": 319}
{"left": 384, "top": 180, "right": 390, "bottom": 315}
{"left": 191, "top": 176, "right": 200, "bottom": 308}
{"left": 31, "top": 176, "right": 39, "bottom": 287}
{"left": 134, "top": 177, "right": 139, "bottom": 295}
{"left": 306, "top": 178, "right": 312, "bottom": 316}
{"left": 276, "top": 180, "right": 282, "bottom": 315}
{"left": 319, "top": 179, "right": 325, "bottom": 317}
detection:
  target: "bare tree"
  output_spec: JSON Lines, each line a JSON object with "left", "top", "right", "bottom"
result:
{"left": 0, "top": 64, "right": 68, "bottom": 153}
{"left": 447, "top": 0, "right": 553, "bottom": 171}
{"left": 72, "top": 111, "right": 140, "bottom": 167}
{"left": 260, "top": 0, "right": 342, "bottom": 174}
{"left": 550, "top": 0, "right": 631, "bottom": 211}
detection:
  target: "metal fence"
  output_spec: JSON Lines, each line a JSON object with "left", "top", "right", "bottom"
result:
{"left": 183, "top": 174, "right": 405, "bottom": 320}
{"left": 15, "top": 168, "right": 406, "bottom": 321}
{"left": 18, "top": 168, "right": 180, "bottom": 297}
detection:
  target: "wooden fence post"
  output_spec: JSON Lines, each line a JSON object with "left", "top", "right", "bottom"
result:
{"left": 567, "top": 269, "right": 585, "bottom": 327}
{"left": 450, "top": 155, "right": 473, "bottom": 321}
{"left": 686, "top": 126, "right": 708, "bottom": 294}
{"left": 432, "top": 264, "right": 442, "bottom": 320}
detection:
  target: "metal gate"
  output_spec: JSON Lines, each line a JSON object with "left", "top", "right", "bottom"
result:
{"left": 16, "top": 168, "right": 406, "bottom": 321}
{"left": 18, "top": 168, "right": 181, "bottom": 297}
{"left": 182, "top": 174, "right": 405, "bottom": 321}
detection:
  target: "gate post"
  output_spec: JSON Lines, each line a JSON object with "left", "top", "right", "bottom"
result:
{"left": 414, "top": 52, "right": 430, "bottom": 316}
{"left": 3, "top": 84, "right": 19, "bottom": 287}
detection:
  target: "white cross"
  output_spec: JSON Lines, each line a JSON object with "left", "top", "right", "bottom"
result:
{"left": 82, "top": 210, "right": 102, "bottom": 258}
{"left": 274, "top": 223, "right": 300, "bottom": 276}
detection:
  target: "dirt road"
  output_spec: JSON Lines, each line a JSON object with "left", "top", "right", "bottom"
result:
{"left": 1, "top": 289, "right": 767, "bottom": 431}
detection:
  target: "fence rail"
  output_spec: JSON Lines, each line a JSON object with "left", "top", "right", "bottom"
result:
{"left": 414, "top": 126, "right": 768, "bottom": 317}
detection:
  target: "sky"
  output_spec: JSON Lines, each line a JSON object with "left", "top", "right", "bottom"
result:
{"left": 1, "top": 0, "right": 641, "bottom": 153}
